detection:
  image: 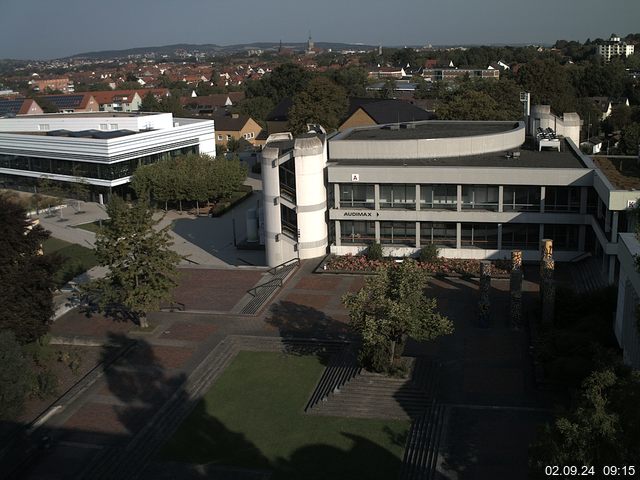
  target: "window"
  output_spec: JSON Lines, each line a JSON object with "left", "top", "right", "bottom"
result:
{"left": 340, "top": 221, "right": 376, "bottom": 244}
{"left": 340, "top": 184, "right": 374, "bottom": 209}
{"left": 380, "top": 184, "right": 416, "bottom": 209}
{"left": 281, "top": 205, "right": 297, "bottom": 240}
{"left": 226, "top": 134, "right": 232, "bottom": 141}
{"left": 545, "top": 187, "right": 580, "bottom": 212}
{"left": 503, "top": 186, "right": 541, "bottom": 212}
{"left": 279, "top": 158, "right": 296, "bottom": 202}
{"left": 420, "top": 222, "right": 456, "bottom": 247}
{"left": 461, "top": 224, "right": 499, "bottom": 249}
{"left": 461, "top": 185, "right": 499, "bottom": 211}
{"left": 544, "top": 224, "right": 579, "bottom": 250}
{"left": 380, "top": 222, "right": 416, "bottom": 246}
{"left": 217, "top": 135, "right": 223, "bottom": 141}
{"left": 421, "top": 185, "right": 457, "bottom": 210}
{"left": 109, "top": 123, "right": 118, "bottom": 130}
{"left": 100, "top": 124, "right": 108, "bottom": 130}
{"left": 38, "top": 124, "right": 50, "bottom": 131}
{"left": 502, "top": 223, "right": 539, "bottom": 250}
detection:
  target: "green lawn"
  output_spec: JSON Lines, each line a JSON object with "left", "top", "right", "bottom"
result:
{"left": 42, "top": 238, "right": 98, "bottom": 287}
{"left": 74, "top": 220, "right": 109, "bottom": 234}
{"left": 160, "top": 351, "right": 409, "bottom": 480}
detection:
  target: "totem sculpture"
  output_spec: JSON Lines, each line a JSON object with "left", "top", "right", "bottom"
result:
{"left": 479, "top": 260, "right": 491, "bottom": 327}
{"left": 510, "top": 250, "right": 523, "bottom": 329}
{"left": 540, "top": 239, "right": 555, "bottom": 325}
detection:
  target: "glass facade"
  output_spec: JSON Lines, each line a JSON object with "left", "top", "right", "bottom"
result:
{"left": 502, "top": 223, "right": 539, "bottom": 250}
{"left": 544, "top": 224, "right": 580, "bottom": 250}
{"left": 545, "top": 187, "right": 581, "bottom": 212}
{"left": 461, "top": 185, "right": 499, "bottom": 211}
{"left": 380, "top": 222, "right": 416, "bottom": 245}
{"left": 420, "top": 222, "right": 457, "bottom": 247}
{"left": 340, "top": 221, "right": 376, "bottom": 244}
{"left": 340, "top": 184, "right": 374, "bottom": 209}
{"left": 503, "top": 186, "right": 541, "bottom": 212}
{"left": 380, "top": 184, "right": 416, "bottom": 209}
{"left": 461, "top": 223, "right": 499, "bottom": 249}
{"left": 420, "top": 184, "right": 457, "bottom": 210}
{"left": 0, "top": 146, "right": 197, "bottom": 182}
{"left": 281, "top": 205, "right": 297, "bottom": 240}
{"left": 279, "top": 158, "right": 296, "bottom": 203}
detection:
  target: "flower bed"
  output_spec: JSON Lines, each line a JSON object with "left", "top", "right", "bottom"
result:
{"left": 323, "top": 254, "right": 510, "bottom": 278}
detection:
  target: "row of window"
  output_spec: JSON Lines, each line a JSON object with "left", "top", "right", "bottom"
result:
{"left": 0, "top": 146, "right": 198, "bottom": 181}
{"left": 337, "top": 184, "right": 584, "bottom": 212}
{"left": 339, "top": 221, "right": 580, "bottom": 250}
{"left": 216, "top": 132, "right": 256, "bottom": 141}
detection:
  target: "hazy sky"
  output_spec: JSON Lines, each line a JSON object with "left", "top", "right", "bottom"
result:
{"left": 1, "top": 0, "right": 639, "bottom": 60}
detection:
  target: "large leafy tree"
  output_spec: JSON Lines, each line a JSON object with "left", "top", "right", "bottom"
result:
{"left": 530, "top": 367, "right": 640, "bottom": 475}
{"left": 343, "top": 260, "right": 453, "bottom": 371}
{"left": 0, "top": 330, "right": 33, "bottom": 420}
{"left": 85, "top": 197, "right": 181, "bottom": 328}
{"left": 0, "top": 195, "right": 56, "bottom": 343}
{"left": 517, "top": 58, "right": 577, "bottom": 113}
{"left": 288, "top": 77, "right": 348, "bottom": 134}
{"left": 617, "top": 123, "right": 640, "bottom": 155}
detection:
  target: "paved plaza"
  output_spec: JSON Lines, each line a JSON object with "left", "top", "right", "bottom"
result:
{"left": 4, "top": 257, "right": 556, "bottom": 479}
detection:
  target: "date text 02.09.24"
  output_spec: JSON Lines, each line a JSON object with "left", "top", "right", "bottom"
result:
{"left": 544, "top": 465, "right": 637, "bottom": 476}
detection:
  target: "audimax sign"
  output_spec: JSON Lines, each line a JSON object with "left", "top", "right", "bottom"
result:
{"left": 343, "top": 211, "right": 380, "bottom": 217}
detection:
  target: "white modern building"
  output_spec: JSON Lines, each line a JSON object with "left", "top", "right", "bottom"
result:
{"left": 261, "top": 113, "right": 640, "bottom": 367}
{"left": 0, "top": 112, "right": 215, "bottom": 200}
{"left": 598, "top": 34, "right": 635, "bottom": 62}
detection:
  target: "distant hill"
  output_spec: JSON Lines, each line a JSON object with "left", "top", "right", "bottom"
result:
{"left": 67, "top": 42, "right": 380, "bottom": 60}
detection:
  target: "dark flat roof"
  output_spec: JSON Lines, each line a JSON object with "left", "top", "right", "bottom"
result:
{"left": 330, "top": 140, "right": 586, "bottom": 169}
{"left": 342, "top": 121, "right": 519, "bottom": 141}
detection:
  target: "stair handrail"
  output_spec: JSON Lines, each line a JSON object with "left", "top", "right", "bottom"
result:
{"left": 268, "top": 257, "right": 300, "bottom": 276}
{"left": 247, "top": 277, "right": 283, "bottom": 297}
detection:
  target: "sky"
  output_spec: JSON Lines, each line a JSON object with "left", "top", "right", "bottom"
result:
{"left": 0, "top": 0, "right": 639, "bottom": 60}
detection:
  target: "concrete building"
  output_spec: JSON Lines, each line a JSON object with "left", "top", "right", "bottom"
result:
{"left": 0, "top": 112, "right": 215, "bottom": 200}
{"left": 598, "top": 34, "right": 635, "bottom": 62}
{"left": 39, "top": 93, "right": 100, "bottom": 113}
{"left": 0, "top": 98, "right": 43, "bottom": 116}
{"left": 260, "top": 113, "right": 640, "bottom": 367}
{"left": 30, "top": 77, "right": 74, "bottom": 93}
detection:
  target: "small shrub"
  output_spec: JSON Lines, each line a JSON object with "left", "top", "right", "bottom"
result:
{"left": 358, "top": 342, "right": 390, "bottom": 373}
{"left": 32, "top": 369, "right": 58, "bottom": 399}
{"left": 419, "top": 244, "right": 440, "bottom": 263}
{"left": 367, "top": 242, "right": 384, "bottom": 261}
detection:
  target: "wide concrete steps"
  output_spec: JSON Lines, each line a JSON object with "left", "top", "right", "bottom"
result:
{"left": 239, "top": 263, "right": 298, "bottom": 315}
{"left": 570, "top": 257, "right": 607, "bottom": 294}
{"left": 309, "top": 358, "right": 440, "bottom": 420}
{"left": 399, "top": 403, "right": 447, "bottom": 480}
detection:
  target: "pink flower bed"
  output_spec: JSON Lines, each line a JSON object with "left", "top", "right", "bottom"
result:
{"left": 325, "top": 254, "right": 510, "bottom": 277}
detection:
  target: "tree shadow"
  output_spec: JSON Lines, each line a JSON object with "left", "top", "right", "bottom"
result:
{"left": 266, "top": 300, "right": 353, "bottom": 342}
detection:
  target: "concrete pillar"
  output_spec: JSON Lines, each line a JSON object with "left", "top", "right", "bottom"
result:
{"left": 456, "top": 222, "right": 462, "bottom": 249}
{"left": 510, "top": 250, "right": 523, "bottom": 329}
{"left": 612, "top": 211, "right": 619, "bottom": 241}
{"left": 540, "top": 186, "right": 546, "bottom": 213}
{"left": 614, "top": 270, "right": 627, "bottom": 342}
{"left": 334, "top": 183, "right": 341, "bottom": 209}
{"left": 375, "top": 221, "right": 380, "bottom": 243}
{"left": 498, "top": 185, "right": 504, "bottom": 213}
{"left": 538, "top": 224, "right": 544, "bottom": 249}
{"left": 415, "top": 221, "right": 421, "bottom": 248}
{"left": 579, "top": 186, "right": 588, "bottom": 214}
{"left": 456, "top": 185, "right": 462, "bottom": 212}
{"left": 608, "top": 256, "right": 616, "bottom": 285}
{"left": 415, "top": 185, "right": 421, "bottom": 211}
{"left": 335, "top": 221, "right": 341, "bottom": 246}
{"left": 578, "top": 225, "right": 586, "bottom": 252}
{"left": 374, "top": 184, "right": 380, "bottom": 210}
{"left": 261, "top": 146, "right": 283, "bottom": 267}
{"left": 540, "top": 238, "right": 555, "bottom": 325}
{"left": 497, "top": 224, "right": 503, "bottom": 250}
{"left": 479, "top": 260, "right": 491, "bottom": 327}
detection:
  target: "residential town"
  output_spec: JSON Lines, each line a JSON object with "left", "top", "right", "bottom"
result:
{"left": 1, "top": 12, "right": 640, "bottom": 480}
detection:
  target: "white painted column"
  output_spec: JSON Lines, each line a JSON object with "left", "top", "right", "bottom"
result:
{"left": 456, "top": 185, "right": 462, "bottom": 212}
{"left": 261, "top": 147, "right": 283, "bottom": 267}
{"left": 498, "top": 185, "right": 504, "bottom": 213}
{"left": 540, "top": 186, "right": 546, "bottom": 213}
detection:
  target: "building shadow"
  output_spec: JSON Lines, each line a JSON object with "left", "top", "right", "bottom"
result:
{"left": 266, "top": 300, "right": 353, "bottom": 342}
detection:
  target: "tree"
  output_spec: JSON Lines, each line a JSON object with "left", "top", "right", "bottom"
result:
{"left": 288, "top": 77, "right": 348, "bottom": 134}
{"left": 330, "top": 66, "right": 369, "bottom": 97}
{"left": 530, "top": 367, "right": 640, "bottom": 475}
{"left": 0, "top": 330, "right": 33, "bottom": 420}
{"left": 517, "top": 59, "right": 576, "bottom": 113}
{"left": 617, "top": 123, "right": 640, "bottom": 155}
{"left": 437, "top": 89, "right": 511, "bottom": 121}
{"left": 84, "top": 197, "right": 181, "bottom": 328}
{"left": 343, "top": 261, "right": 454, "bottom": 372}
{"left": 0, "top": 194, "right": 56, "bottom": 343}
{"left": 139, "top": 92, "right": 161, "bottom": 112}
{"left": 238, "top": 96, "right": 274, "bottom": 126}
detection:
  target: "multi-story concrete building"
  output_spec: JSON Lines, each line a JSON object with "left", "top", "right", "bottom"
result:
{"left": 598, "top": 34, "right": 635, "bottom": 62}
{"left": 0, "top": 112, "right": 215, "bottom": 200}
{"left": 260, "top": 113, "right": 640, "bottom": 367}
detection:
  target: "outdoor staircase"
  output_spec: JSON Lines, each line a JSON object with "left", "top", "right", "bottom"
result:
{"left": 308, "top": 357, "right": 440, "bottom": 420}
{"left": 239, "top": 259, "right": 299, "bottom": 315}
{"left": 398, "top": 402, "right": 447, "bottom": 480}
{"left": 570, "top": 256, "right": 608, "bottom": 294}
{"left": 304, "top": 347, "right": 362, "bottom": 412}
